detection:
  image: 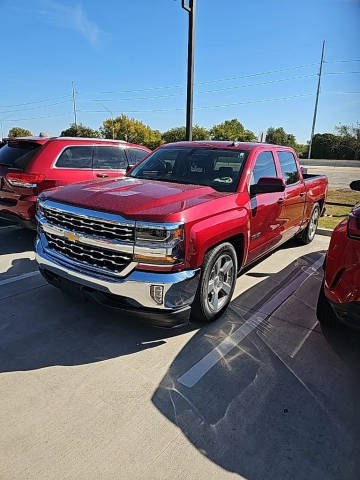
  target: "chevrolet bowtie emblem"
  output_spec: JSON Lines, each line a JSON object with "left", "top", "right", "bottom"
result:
{"left": 65, "top": 232, "right": 80, "bottom": 243}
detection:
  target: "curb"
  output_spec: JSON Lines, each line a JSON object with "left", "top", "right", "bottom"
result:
{"left": 316, "top": 228, "right": 333, "bottom": 237}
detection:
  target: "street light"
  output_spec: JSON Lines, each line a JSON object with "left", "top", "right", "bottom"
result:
{"left": 182, "top": 0, "right": 197, "bottom": 141}
{"left": 101, "top": 104, "right": 115, "bottom": 139}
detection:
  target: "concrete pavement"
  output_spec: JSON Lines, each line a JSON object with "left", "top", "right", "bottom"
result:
{"left": 0, "top": 227, "right": 359, "bottom": 480}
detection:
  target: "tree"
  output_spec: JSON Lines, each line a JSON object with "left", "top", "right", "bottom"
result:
{"left": 309, "top": 133, "right": 339, "bottom": 159}
{"left": 334, "top": 123, "right": 360, "bottom": 160}
{"left": 8, "top": 127, "right": 33, "bottom": 137}
{"left": 265, "top": 127, "right": 296, "bottom": 147}
{"left": 60, "top": 123, "right": 100, "bottom": 138}
{"left": 101, "top": 114, "right": 162, "bottom": 149}
{"left": 210, "top": 119, "right": 256, "bottom": 142}
{"left": 161, "top": 125, "right": 210, "bottom": 143}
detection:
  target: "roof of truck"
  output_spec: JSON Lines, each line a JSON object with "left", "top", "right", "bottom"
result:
{"left": 162, "top": 140, "right": 293, "bottom": 150}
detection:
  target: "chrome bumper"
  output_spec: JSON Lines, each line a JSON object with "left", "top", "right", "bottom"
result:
{"left": 36, "top": 237, "right": 200, "bottom": 320}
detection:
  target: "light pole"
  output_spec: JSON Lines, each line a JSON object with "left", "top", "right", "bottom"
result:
{"left": 182, "top": 0, "right": 196, "bottom": 141}
{"left": 101, "top": 104, "right": 115, "bottom": 139}
{"left": 308, "top": 40, "right": 325, "bottom": 159}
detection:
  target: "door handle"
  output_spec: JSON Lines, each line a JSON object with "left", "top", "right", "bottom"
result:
{"left": 277, "top": 198, "right": 285, "bottom": 205}
{"left": 299, "top": 192, "right": 306, "bottom": 197}
{"left": 96, "top": 173, "right": 109, "bottom": 178}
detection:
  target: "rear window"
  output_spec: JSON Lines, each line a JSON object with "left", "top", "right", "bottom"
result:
{"left": 126, "top": 147, "right": 149, "bottom": 166}
{"left": 0, "top": 142, "right": 41, "bottom": 169}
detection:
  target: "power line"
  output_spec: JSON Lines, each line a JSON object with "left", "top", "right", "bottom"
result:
{"left": 78, "top": 62, "right": 320, "bottom": 96}
{"left": 80, "top": 73, "right": 318, "bottom": 105}
{"left": 0, "top": 95, "right": 70, "bottom": 109}
{"left": 79, "top": 92, "right": 315, "bottom": 114}
{"left": 0, "top": 99, "right": 72, "bottom": 115}
{"left": 1, "top": 112, "right": 71, "bottom": 122}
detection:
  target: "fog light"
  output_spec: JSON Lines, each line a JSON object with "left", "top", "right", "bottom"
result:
{"left": 150, "top": 285, "right": 164, "bottom": 305}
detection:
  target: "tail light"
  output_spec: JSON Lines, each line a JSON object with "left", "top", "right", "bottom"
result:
{"left": 6, "top": 172, "right": 45, "bottom": 188}
{"left": 347, "top": 213, "right": 360, "bottom": 240}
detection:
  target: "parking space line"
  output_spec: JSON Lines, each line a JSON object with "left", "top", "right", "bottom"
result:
{"left": 178, "top": 255, "right": 324, "bottom": 388}
{"left": 0, "top": 225, "right": 18, "bottom": 230}
{"left": 0, "top": 271, "right": 40, "bottom": 286}
{"left": 289, "top": 319, "right": 319, "bottom": 358}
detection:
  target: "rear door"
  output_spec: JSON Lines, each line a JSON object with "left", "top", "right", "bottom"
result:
{"left": 275, "top": 150, "right": 306, "bottom": 240}
{"left": 246, "top": 150, "right": 285, "bottom": 264}
{"left": 92, "top": 145, "right": 128, "bottom": 179}
{"left": 52, "top": 145, "right": 94, "bottom": 185}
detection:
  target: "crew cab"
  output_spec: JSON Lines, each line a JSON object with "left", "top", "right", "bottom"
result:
{"left": 0, "top": 136, "right": 150, "bottom": 228}
{"left": 35, "top": 141, "right": 328, "bottom": 327}
{"left": 317, "top": 180, "right": 360, "bottom": 328}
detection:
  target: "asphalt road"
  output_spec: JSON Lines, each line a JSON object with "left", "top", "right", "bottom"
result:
{"left": 0, "top": 226, "right": 359, "bottom": 480}
{"left": 306, "top": 165, "right": 360, "bottom": 188}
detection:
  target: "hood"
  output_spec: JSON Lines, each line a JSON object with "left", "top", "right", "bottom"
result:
{"left": 44, "top": 177, "right": 229, "bottom": 221}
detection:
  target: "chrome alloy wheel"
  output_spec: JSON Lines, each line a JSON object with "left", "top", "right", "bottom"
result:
{"left": 206, "top": 254, "right": 235, "bottom": 313}
{"left": 309, "top": 207, "right": 320, "bottom": 240}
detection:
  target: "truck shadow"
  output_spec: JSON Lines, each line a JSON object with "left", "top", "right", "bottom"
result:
{"left": 0, "top": 227, "right": 37, "bottom": 278}
{"left": 151, "top": 251, "right": 360, "bottom": 480}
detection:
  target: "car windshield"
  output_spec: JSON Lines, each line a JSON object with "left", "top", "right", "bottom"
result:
{"left": 0, "top": 142, "right": 41, "bottom": 169}
{"left": 129, "top": 147, "right": 249, "bottom": 193}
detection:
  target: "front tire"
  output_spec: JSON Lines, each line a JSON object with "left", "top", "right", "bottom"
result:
{"left": 296, "top": 203, "right": 320, "bottom": 245}
{"left": 316, "top": 281, "right": 338, "bottom": 327}
{"left": 191, "top": 242, "right": 237, "bottom": 322}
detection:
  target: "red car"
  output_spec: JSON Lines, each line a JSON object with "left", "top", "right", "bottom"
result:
{"left": 317, "top": 180, "right": 360, "bottom": 328}
{"left": 35, "top": 141, "right": 328, "bottom": 326}
{"left": 0, "top": 136, "right": 150, "bottom": 228}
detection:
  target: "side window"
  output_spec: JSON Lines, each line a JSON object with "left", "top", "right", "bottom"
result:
{"left": 56, "top": 146, "right": 93, "bottom": 168}
{"left": 251, "top": 151, "right": 277, "bottom": 185}
{"left": 93, "top": 146, "right": 127, "bottom": 170}
{"left": 126, "top": 148, "right": 149, "bottom": 166}
{"left": 277, "top": 151, "right": 300, "bottom": 185}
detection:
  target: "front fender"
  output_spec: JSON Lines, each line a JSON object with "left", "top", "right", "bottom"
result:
{"left": 186, "top": 208, "right": 249, "bottom": 268}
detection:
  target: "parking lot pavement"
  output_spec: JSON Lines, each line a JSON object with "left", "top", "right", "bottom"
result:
{"left": 306, "top": 165, "right": 360, "bottom": 188}
{"left": 0, "top": 229, "right": 359, "bottom": 480}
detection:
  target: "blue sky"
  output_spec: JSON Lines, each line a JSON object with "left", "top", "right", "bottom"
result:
{"left": 0, "top": 0, "right": 359, "bottom": 143}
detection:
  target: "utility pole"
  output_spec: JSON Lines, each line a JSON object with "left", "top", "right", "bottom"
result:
{"left": 308, "top": 40, "right": 325, "bottom": 159}
{"left": 182, "top": 0, "right": 196, "bottom": 141}
{"left": 72, "top": 81, "right": 77, "bottom": 127}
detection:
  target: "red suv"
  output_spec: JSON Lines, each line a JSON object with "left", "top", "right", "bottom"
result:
{"left": 317, "top": 180, "right": 360, "bottom": 328}
{"left": 0, "top": 136, "right": 150, "bottom": 228}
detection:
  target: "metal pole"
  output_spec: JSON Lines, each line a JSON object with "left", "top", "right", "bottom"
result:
{"left": 72, "top": 81, "right": 77, "bottom": 128}
{"left": 182, "top": 0, "right": 196, "bottom": 141}
{"left": 308, "top": 40, "right": 325, "bottom": 159}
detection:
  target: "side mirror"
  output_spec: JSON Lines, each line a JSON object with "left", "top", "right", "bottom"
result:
{"left": 350, "top": 180, "right": 360, "bottom": 192}
{"left": 250, "top": 177, "right": 286, "bottom": 196}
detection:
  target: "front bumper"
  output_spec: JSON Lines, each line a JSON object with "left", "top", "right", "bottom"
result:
{"left": 328, "top": 299, "right": 360, "bottom": 329}
{"left": 36, "top": 238, "right": 200, "bottom": 327}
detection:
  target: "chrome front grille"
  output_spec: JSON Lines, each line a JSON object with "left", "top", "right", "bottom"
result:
{"left": 43, "top": 206, "right": 135, "bottom": 242}
{"left": 45, "top": 232, "right": 132, "bottom": 275}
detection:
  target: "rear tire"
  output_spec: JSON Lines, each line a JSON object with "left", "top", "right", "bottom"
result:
{"left": 296, "top": 203, "right": 320, "bottom": 245}
{"left": 316, "top": 281, "right": 338, "bottom": 327}
{"left": 191, "top": 242, "right": 237, "bottom": 323}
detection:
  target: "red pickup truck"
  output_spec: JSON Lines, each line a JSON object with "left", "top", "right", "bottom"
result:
{"left": 35, "top": 141, "right": 328, "bottom": 327}
{"left": 0, "top": 136, "right": 150, "bottom": 228}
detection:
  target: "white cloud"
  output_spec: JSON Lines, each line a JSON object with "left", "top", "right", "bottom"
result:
{"left": 38, "top": 0, "right": 101, "bottom": 47}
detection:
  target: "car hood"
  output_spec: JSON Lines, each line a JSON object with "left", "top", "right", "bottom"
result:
{"left": 44, "top": 177, "right": 230, "bottom": 221}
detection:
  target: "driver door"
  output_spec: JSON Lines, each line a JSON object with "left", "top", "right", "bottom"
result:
{"left": 246, "top": 150, "right": 285, "bottom": 265}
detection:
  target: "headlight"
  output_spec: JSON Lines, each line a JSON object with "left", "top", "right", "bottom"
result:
{"left": 134, "top": 222, "right": 184, "bottom": 266}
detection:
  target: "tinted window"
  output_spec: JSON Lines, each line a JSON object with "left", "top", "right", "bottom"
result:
{"left": 251, "top": 151, "right": 277, "bottom": 185}
{"left": 130, "top": 147, "right": 249, "bottom": 192}
{"left": 56, "top": 146, "right": 93, "bottom": 169}
{"left": 0, "top": 142, "right": 41, "bottom": 169}
{"left": 277, "top": 151, "right": 299, "bottom": 185}
{"left": 126, "top": 147, "right": 149, "bottom": 166}
{"left": 93, "top": 146, "right": 127, "bottom": 170}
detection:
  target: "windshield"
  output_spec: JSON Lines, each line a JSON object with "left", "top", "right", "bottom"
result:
{"left": 129, "top": 147, "right": 249, "bottom": 193}
{"left": 0, "top": 142, "right": 41, "bottom": 169}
